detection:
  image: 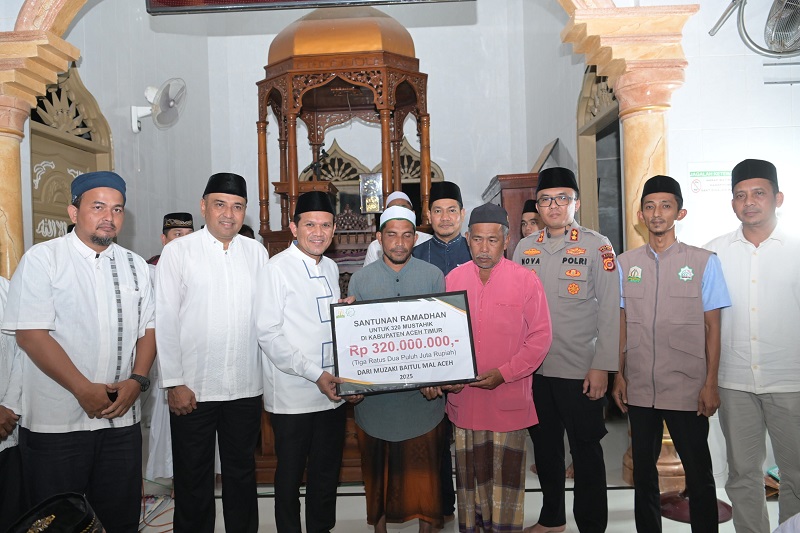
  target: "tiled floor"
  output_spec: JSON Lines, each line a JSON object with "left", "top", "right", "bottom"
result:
{"left": 140, "top": 418, "right": 780, "bottom": 532}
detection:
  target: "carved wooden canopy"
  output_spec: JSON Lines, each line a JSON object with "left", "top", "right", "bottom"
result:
{"left": 256, "top": 7, "right": 433, "bottom": 243}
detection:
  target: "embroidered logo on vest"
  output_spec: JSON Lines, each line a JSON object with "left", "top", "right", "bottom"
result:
{"left": 627, "top": 266, "right": 642, "bottom": 283}
{"left": 678, "top": 265, "right": 694, "bottom": 282}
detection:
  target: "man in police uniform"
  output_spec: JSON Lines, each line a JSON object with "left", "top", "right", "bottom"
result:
{"left": 512, "top": 167, "right": 619, "bottom": 533}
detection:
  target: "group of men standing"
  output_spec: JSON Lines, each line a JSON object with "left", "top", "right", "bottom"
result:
{"left": 0, "top": 156, "right": 797, "bottom": 533}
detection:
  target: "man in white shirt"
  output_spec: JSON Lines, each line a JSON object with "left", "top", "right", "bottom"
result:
{"left": 256, "top": 191, "right": 348, "bottom": 533}
{"left": 363, "top": 191, "right": 431, "bottom": 266}
{"left": 2, "top": 171, "right": 156, "bottom": 532}
{"left": 0, "top": 276, "right": 25, "bottom": 530}
{"left": 145, "top": 212, "right": 194, "bottom": 483}
{"left": 156, "top": 173, "right": 269, "bottom": 533}
{"left": 705, "top": 158, "right": 800, "bottom": 532}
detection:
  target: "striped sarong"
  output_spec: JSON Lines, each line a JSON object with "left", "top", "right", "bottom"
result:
{"left": 454, "top": 427, "right": 527, "bottom": 533}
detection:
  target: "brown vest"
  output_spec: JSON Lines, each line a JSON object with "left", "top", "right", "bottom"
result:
{"left": 618, "top": 242, "right": 712, "bottom": 411}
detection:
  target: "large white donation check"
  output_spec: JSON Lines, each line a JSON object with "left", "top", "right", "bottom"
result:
{"left": 331, "top": 291, "right": 477, "bottom": 396}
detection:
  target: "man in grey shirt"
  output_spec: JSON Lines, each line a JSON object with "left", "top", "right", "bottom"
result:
{"left": 348, "top": 205, "right": 449, "bottom": 533}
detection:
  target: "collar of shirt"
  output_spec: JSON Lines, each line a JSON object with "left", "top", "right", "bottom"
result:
{"left": 465, "top": 255, "right": 509, "bottom": 283}
{"left": 201, "top": 226, "right": 240, "bottom": 251}
{"left": 646, "top": 239, "right": 680, "bottom": 260}
{"left": 733, "top": 222, "right": 786, "bottom": 247}
{"left": 287, "top": 241, "right": 321, "bottom": 266}
{"left": 68, "top": 230, "right": 114, "bottom": 262}
{"left": 431, "top": 233, "right": 465, "bottom": 248}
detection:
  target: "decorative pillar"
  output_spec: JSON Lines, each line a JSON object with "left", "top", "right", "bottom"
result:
{"left": 256, "top": 120, "right": 269, "bottom": 235}
{"left": 419, "top": 114, "right": 432, "bottom": 225}
{"left": 379, "top": 109, "right": 392, "bottom": 200}
{"left": 286, "top": 114, "right": 299, "bottom": 219}
{"left": 0, "top": 96, "right": 29, "bottom": 278}
{"left": 0, "top": 28, "right": 80, "bottom": 276}
{"left": 615, "top": 66, "right": 686, "bottom": 249}
{"left": 558, "top": 0, "right": 699, "bottom": 491}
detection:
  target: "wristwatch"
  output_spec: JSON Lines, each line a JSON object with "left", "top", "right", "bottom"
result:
{"left": 129, "top": 374, "right": 151, "bottom": 392}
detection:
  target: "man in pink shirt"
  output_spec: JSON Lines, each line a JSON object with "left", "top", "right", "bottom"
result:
{"left": 445, "top": 202, "right": 553, "bottom": 533}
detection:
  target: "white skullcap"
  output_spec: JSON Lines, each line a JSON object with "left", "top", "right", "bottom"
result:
{"left": 379, "top": 205, "right": 416, "bottom": 230}
{"left": 385, "top": 191, "right": 412, "bottom": 208}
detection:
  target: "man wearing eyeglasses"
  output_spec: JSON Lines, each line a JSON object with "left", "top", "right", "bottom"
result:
{"left": 512, "top": 167, "right": 619, "bottom": 533}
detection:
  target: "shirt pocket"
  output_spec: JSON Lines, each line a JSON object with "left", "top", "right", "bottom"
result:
{"left": 668, "top": 282, "right": 703, "bottom": 325}
{"left": 622, "top": 282, "right": 646, "bottom": 323}
{"left": 558, "top": 268, "right": 589, "bottom": 300}
{"left": 495, "top": 379, "right": 531, "bottom": 412}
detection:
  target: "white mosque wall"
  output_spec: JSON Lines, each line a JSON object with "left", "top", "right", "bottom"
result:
{"left": 62, "top": 0, "right": 214, "bottom": 259}
{"left": 1, "top": 1, "right": 25, "bottom": 31}
{"left": 13, "top": 0, "right": 583, "bottom": 255}
{"left": 644, "top": 0, "right": 800, "bottom": 248}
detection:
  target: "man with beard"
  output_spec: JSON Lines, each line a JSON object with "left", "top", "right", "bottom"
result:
{"left": 363, "top": 191, "right": 431, "bottom": 266}
{"left": 513, "top": 167, "right": 618, "bottom": 533}
{"left": 3, "top": 171, "right": 156, "bottom": 532}
{"left": 615, "top": 175, "right": 730, "bottom": 532}
{"left": 256, "top": 191, "right": 348, "bottom": 533}
{"left": 156, "top": 173, "right": 269, "bottom": 533}
{"left": 412, "top": 181, "right": 470, "bottom": 516}
{"left": 413, "top": 181, "right": 471, "bottom": 275}
{"left": 348, "top": 205, "right": 448, "bottom": 533}
{"left": 705, "top": 159, "right": 800, "bottom": 532}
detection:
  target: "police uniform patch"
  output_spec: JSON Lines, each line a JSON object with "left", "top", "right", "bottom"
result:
{"left": 523, "top": 248, "right": 541, "bottom": 256}
{"left": 566, "top": 247, "right": 586, "bottom": 256}
{"left": 537, "top": 231, "right": 544, "bottom": 243}
{"left": 599, "top": 244, "right": 613, "bottom": 253}
{"left": 565, "top": 269, "right": 581, "bottom": 277}
{"left": 678, "top": 265, "right": 694, "bottom": 282}
{"left": 602, "top": 252, "right": 616, "bottom": 272}
{"left": 570, "top": 228, "right": 580, "bottom": 241}
{"left": 567, "top": 283, "right": 580, "bottom": 295}
{"left": 627, "top": 266, "right": 642, "bottom": 283}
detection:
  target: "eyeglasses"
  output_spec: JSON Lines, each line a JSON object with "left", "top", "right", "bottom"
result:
{"left": 536, "top": 195, "right": 575, "bottom": 207}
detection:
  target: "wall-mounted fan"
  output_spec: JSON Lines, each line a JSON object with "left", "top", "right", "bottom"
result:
{"left": 131, "top": 78, "right": 187, "bottom": 133}
{"left": 710, "top": 0, "right": 800, "bottom": 58}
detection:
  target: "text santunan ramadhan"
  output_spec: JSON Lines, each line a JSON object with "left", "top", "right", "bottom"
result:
{"left": 352, "top": 312, "right": 446, "bottom": 327}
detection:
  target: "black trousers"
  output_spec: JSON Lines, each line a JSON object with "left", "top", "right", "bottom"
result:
{"left": 170, "top": 396, "right": 262, "bottom": 533}
{"left": 270, "top": 404, "right": 346, "bottom": 533}
{"left": 0, "top": 445, "right": 26, "bottom": 531}
{"left": 529, "top": 375, "right": 608, "bottom": 532}
{"left": 19, "top": 424, "right": 142, "bottom": 533}
{"left": 628, "top": 405, "right": 718, "bottom": 533}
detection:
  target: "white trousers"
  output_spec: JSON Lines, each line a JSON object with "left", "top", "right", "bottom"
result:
{"left": 718, "top": 387, "right": 800, "bottom": 533}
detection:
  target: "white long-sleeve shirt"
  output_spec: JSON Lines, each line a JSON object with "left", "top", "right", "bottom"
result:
{"left": 705, "top": 223, "right": 800, "bottom": 394}
{"left": 2, "top": 232, "right": 155, "bottom": 432}
{"left": 256, "top": 243, "right": 341, "bottom": 414}
{"left": 156, "top": 228, "right": 268, "bottom": 401}
{"left": 0, "top": 277, "right": 22, "bottom": 451}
